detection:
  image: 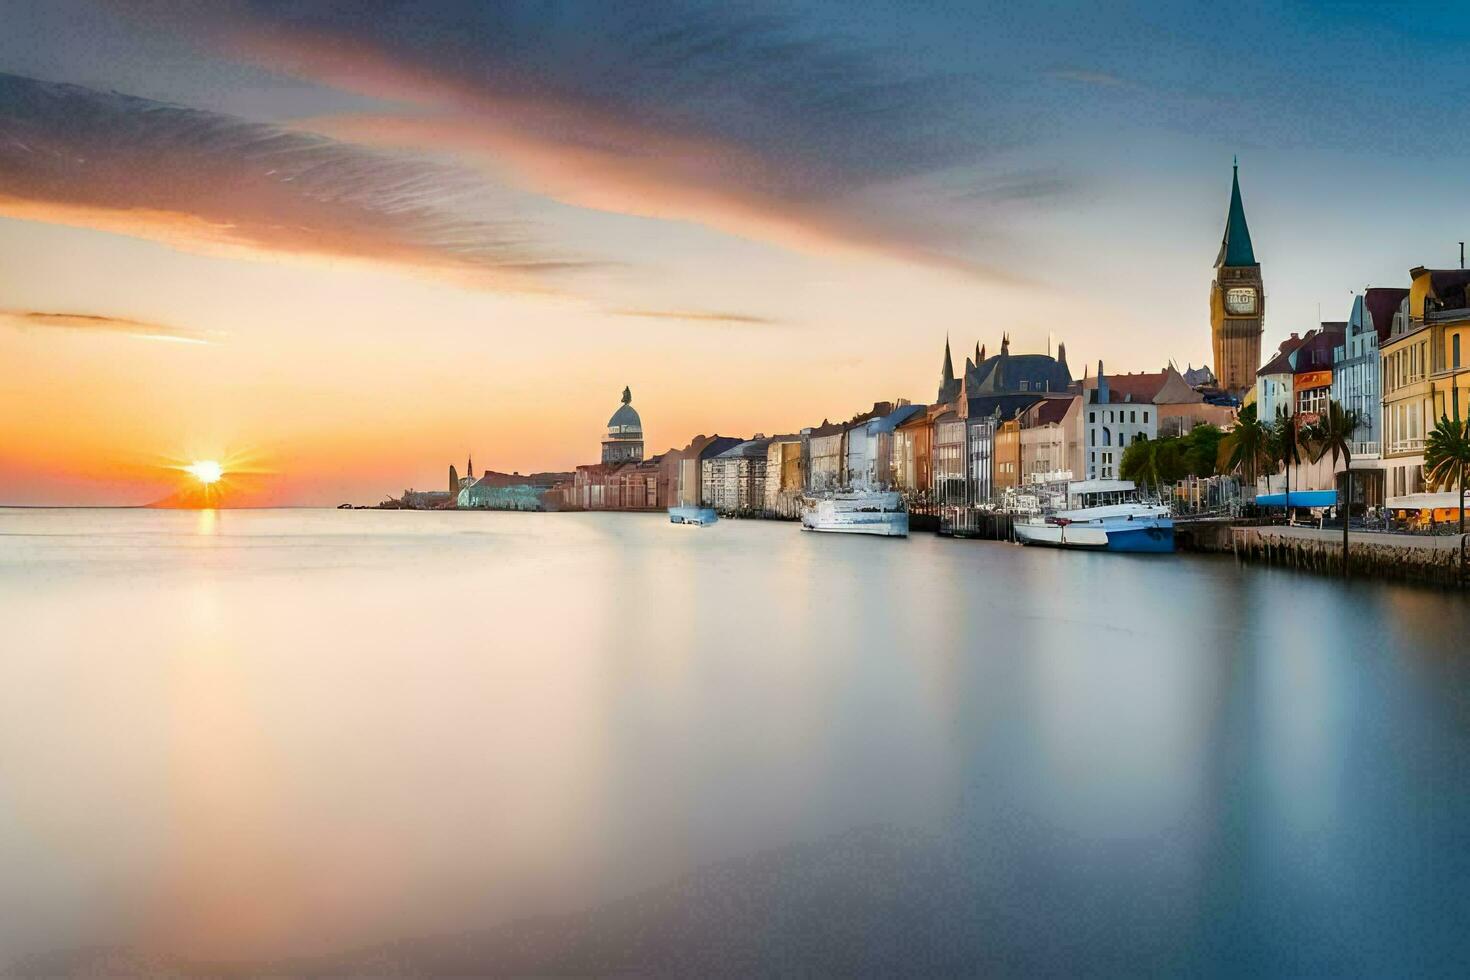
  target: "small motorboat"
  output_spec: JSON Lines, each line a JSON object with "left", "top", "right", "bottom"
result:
{"left": 669, "top": 505, "right": 718, "bottom": 526}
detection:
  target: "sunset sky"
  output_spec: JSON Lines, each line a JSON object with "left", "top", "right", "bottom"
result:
{"left": 3, "top": 1, "right": 1468, "bottom": 505}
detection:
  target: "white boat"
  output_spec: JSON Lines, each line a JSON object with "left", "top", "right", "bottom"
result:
{"left": 800, "top": 490, "right": 908, "bottom": 537}
{"left": 1013, "top": 480, "right": 1174, "bottom": 553}
{"left": 668, "top": 505, "right": 718, "bottom": 526}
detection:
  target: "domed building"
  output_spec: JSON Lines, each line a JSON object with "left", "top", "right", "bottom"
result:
{"left": 602, "top": 386, "right": 645, "bottom": 464}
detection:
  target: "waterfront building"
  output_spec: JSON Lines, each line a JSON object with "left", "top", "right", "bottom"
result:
{"left": 763, "top": 436, "right": 805, "bottom": 517}
{"left": 1381, "top": 282, "right": 1432, "bottom": 499}
{"left": 931, "top": 408, "right": 968, "bottom": 509}
{"left": 1418, "top": 267, "right": 1470, "bottom": 428}
{"left": 602, "top": 386, "right": 644, "bottom": 465}
{"left": 458, "top": 480, "right": 553, "bottom": 510}
{"left": 663, "top": 434, "right": 743, "bottom": 507}
{"left": 845, "top": 403, "right": 923, "bottom": 490}
{"left": 1210, "top": 161, "right": 1265, "bottom": 396}
{"left": 1019, "top": 395, "right": 1083, "bottom": 483}
{"left": 1331, "top": 293, "right": 1402, "bottom": 507}
{"left": 1081, "top": 365, "right": 1154, "bottom": 480}
{"left": 703, "top": 438, "right": 771, "bottom": 516}
{"left": 399, "top": 488, "right": 453, "bottom": 509}
{"left": 892, "top": 406, "right": 934, "bottom": 495}
{"left": 994, "top": 418, "right": 1022, "bottom": 491}
{"left": 1332, "top": 292, "right": 1402, "bottom": 458}
{"left": 804, "top": 421, "right": 847, "bottom": 492}
{"left": 1256, "top": 332, "right": 1310, "bottom": 426}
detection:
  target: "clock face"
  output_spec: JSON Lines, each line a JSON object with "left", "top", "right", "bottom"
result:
{"left": 1225, "top": 286, "right": 1257, "bottom": 315}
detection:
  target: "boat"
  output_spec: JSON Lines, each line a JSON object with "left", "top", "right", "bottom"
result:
{"left": 800, "top": 490, "right": 908, "bottom": 537}
{"left": 668, "top": 505, "right": 718, "bottom": 526}
{"left": 1013, "top": 479, "right": 1173, "bottom": 553}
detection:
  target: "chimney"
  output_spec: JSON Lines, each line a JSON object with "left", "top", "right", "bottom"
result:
{"left": 1097, "top": 361, "right": 1109, "bottom": 404}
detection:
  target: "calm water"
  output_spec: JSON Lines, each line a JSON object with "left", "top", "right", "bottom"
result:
{"left": 2, "top": 508, "right": 1469, "bottom": 975}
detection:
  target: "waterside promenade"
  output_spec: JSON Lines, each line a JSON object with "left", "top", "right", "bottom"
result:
{"left": 1231, "top": 524, "right": 1468, "bottom": 586}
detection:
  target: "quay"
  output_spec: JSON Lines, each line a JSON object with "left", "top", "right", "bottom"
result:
{"left": 1231, "top": 524, "right": 1468, "bottom": 587}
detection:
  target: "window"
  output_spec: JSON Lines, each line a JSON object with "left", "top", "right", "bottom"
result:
{"left": 1130, "top": 411, "right": 1136, "bottom": 423}
{"left": 1455, "top": 334, "right": 1462, "bottom": 370}
{"left": 1143, "top": 411, "right": 1149, "bottom": 423}
{"left": 1089, "top": 411, "right": 1096, "bottom": 423}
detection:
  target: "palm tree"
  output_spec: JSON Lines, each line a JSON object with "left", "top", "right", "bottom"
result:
{"left": 1425, "top": 415, "right": 1470, "bottom": 535}
{"left": 1220, "top": 403, "right": 1273, "bottom": 485}
{"left": 1272, "top": 407, "right": 1302, "bottom": 522}
{"left": 1302, "top": 400, "right": 1363, "bottom": 577}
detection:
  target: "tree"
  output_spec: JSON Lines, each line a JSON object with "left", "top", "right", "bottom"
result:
{"left": 1220, "top": 403, "right": 1274, "bottom": 484}
{"left": 1301, "top": 400, "right": 1362, "bottom": 577}
{"left": 1183, "top": 424, "right": 1223, "bottom": 478}
{"left": 1121, "top": 435, "right": 1186, "bottom": 490}
{"left": 1425, "top": 415, "right": 1470, "bottom": 535}
{"left": 1272, "top": 407, "right": 1303, "bottom": 520}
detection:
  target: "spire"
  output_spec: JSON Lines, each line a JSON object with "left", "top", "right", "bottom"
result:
{"left": 979, "top": 343, "right": 986, "bottom": 361}
{"left": 942, "top": 335, "right": 955, "bottom": 385}
{"left": 467, "top": 453, "right": 473, "bottom": 479}
{"left": 1001, "top": 332, "right": 1010, "bottom": 354}
{"left": 1057, "top": 341, "right": 1067, "bottom": 365}
{"left": 1216, "top": 158, "right": 1257, "bottom": 267}
{"left": 621, "top": 386, "right": 632, "bottom": 405}
{"left": 974, "top": 341, "right": 981, "bottom": 365}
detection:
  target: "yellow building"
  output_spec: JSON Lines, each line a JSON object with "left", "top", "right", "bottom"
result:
{"left": 1416, "top": 267, "right": 1470, "bottom": 431}
{"left": 1381, "top": 267, "right": 1470, "bottom": 499}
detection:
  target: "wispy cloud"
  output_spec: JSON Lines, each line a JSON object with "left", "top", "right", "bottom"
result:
{"left": 611, "top": 309, "right": 777, "bottom": 326}
{"left": 0, "top": 309, "right": 219, "bottom": 344}
{"left": 138, "top": 2, "right": 1061, "bottom": 278}
{"left": 0, "top": 71, "right": 582, "bottom": 289}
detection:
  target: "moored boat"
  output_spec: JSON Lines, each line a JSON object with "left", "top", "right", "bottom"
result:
{"left": 800, "top": 490, "right": 908, "bottom": 537}
{"left": 669, "top": 505, "right": 718, "bottom": 526}
{"left": 1013, "top": 479, "right": 1173, "bottom": 553}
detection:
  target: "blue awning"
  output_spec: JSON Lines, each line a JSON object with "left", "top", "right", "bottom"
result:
{"left": 1256, "top": 490, "right": 1338, "bottom": 508}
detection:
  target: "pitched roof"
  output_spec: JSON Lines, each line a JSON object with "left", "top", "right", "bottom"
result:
{"left": 1216, "top": 162, "right": 1257, "bottom": 268}
{"left": 965, "top": 351, "right": 1073, "bottom": 394}
{"left": 1364, "top": 287, "right": 1409, "bottom": 343}
{"left": 1027, "top": 395, "right": 1077, "bottom": 426}
{"left": 963, "top": 393, "right": 1046, "bottom": 421}
{"left": 1257, "top": 331, "right": 1313, "bottom": 377}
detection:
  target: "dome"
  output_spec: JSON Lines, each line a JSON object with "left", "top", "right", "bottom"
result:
{"left": 606, "top": 386, "right": 642, "bottom": 437}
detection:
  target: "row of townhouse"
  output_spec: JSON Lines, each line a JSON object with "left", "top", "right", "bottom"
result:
{"left": 1264, "top": 266, "right": 1470, "bottom": 508}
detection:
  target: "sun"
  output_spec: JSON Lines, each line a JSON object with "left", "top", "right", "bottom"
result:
{"left": 185, "top": 460, "right": 224, "bottom": 485}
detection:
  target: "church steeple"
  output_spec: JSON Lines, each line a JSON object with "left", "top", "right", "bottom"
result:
{"left": 467, "top": 453, "right": 473, "bottom": 480}
{"left": 1216, "top": 158, "right": 1256, "bottom": 268}
{"left": 942, "top": 335, "right": 955, "bottom": 385}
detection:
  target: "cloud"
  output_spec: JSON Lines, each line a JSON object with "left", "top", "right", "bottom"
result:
{"left": 139, "top": 2, "right": 1060, "bottom": 278}
{"left": 0, "top": 309, "right": 219, "bottom": 344}
{"left": 611, "top": 309, "right": 777, "bottom": 326}
{"left": 0, "top": 71, "right": 582, "bottom": 288}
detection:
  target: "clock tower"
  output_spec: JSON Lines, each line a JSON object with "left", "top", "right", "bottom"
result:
{"left": 1210, "top": 160, "right": 1264, "bottom": 396}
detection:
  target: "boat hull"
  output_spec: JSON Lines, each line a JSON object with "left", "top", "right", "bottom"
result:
{"left": 668, "top": 506, "right": 717, "bottom": 526}
{"left": 1015, "top": 516, "right": 1174, "bottom": 553}
{"left": 800, "top": 491, "right": 908, "bottom": 538}
{"left": 800, "top": 514, "right": 909, "bottom": 537}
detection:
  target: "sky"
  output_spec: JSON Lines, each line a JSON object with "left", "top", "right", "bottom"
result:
{"left": 2, "top": 0, "right": 1468, "bottom": 505}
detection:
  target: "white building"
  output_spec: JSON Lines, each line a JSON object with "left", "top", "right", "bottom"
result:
{"left": 1082, "top": 363, "right": 1157, "bottom": 480}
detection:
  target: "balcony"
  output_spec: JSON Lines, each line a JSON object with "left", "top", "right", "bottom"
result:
{"left": 1350, "top": 440, "right": 1380, "bottom": 458}
{"left": 1385, "top": 437, "right": 1424, "bottom": 456}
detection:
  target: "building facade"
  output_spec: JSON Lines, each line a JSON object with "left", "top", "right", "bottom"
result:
{"left": 1381, "top": 287, "right": 1432, "bottom": 499}
{"left": 1210, "top": 162, "right": 1265, "bottom": 396}
{"left": 1019, "top": 395, "right": 1083, "bottom": 483}
{"left": 602, "top": 386, "right": 644, "bottom": 464}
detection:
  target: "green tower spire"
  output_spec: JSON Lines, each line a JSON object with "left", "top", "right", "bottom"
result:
{"left": 1217, "top": 159, "right": 1256, "bottom": 268}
